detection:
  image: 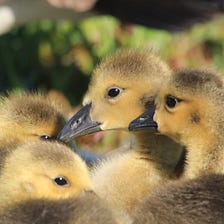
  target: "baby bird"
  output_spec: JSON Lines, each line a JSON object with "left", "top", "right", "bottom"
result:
{"left": 0, "top": 92, "right": 99, "bottom": 166}
{"left": 128, "top": 70, "right": 224, "bottom": 223}
{"left": 129, "top": 70, "right": 224, "bottom": 179}
{"left": 0, "top": 92, "right": 66, "bottom": 148}
{"left": 0, "top": 191, "right": 117, "bottom": 224}
{"left": 133, "top": 174, "right": 224, "bottom": 224}
{"left": 0, "top": 141, "right": 92, "bottom": 212}
{"left": 58, "top": 49, "right": 184, "bottom": 221}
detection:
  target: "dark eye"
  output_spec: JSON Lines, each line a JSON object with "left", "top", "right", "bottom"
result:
{"left": 54, "top": 177, "right": 69, "bottom": 186}
{"left": 40, "top": 135, "right": 52, "bottom": 141}
{"left": 107, "top": 87, "right": 123, "bottom": 98}
{"left": 165, "top": 96, "right": 179, "bottom": 108}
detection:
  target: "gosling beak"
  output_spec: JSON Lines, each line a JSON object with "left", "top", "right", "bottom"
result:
{"left": 57, "top": 103, "right": 102, "bottom": 142}
{"left": 128, "top": 107, "right": 158, "bottom": 132}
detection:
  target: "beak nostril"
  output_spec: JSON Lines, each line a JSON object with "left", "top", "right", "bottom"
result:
{"left": 139, "top": 117, "right": 146, "bottom": 122}
{"left": 70, "top": 118, "right": 82, "bottom": 129}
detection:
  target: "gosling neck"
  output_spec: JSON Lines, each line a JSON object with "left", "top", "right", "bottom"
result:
{"left": 133, "top": 131, "right": 183, "bottom": 173}
{"left": 0, "top": 182, "right": 29, "bottom": 213}
{"left": 183, "top": 133, "right": 224, "bottom": 179}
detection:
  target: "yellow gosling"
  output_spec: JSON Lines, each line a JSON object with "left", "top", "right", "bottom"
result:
{"left": 0, "top": 92, "right": 66, "bottom": 147}
{"left": 58, "top": 49, "right": 184, "bottom": 221}
{"left": 0, "top": 141, "right": 92, "bottom": 212}
{"left": 130, "top": 69, "right": 224, "bottom": 178}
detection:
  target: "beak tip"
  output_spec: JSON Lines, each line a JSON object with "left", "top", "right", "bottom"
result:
{"left": 57, "top": 126, "right": 74, "bottom": 142}
{"left": 57, "top": 132, "right": 68, "bottom": 142}
{"left": 128, "top": 122, "right": 137, "bottom": 131}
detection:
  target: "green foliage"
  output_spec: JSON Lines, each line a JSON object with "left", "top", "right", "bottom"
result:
{"left": 0, "top": 16, "right": 224, "bottom": 105}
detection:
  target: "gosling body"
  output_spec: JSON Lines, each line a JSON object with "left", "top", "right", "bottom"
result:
{"left": 128, "top": 70, "right": 224, "bottom": 224}
{"left": 133, "top": 174, "right": 224, "bottom": 224}
{"left": 58, "top": 49, "right": 184, "bottom": 220}
{"left": 0, "top": 192, "right": 117, "bottom": 224}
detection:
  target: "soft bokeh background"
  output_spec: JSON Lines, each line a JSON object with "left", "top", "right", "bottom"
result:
{"left": 1, "top": 14, "right": 224, "bottom": 153}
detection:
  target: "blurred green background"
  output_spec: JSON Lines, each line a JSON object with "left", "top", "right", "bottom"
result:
{"left": 1, "top": 15, "right": 224, "bottom": 106}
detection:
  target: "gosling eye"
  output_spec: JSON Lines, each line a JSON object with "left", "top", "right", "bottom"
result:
{"left": 106, "top": 87, "right": 123, "bottom": 98}
{"left": 165, "top": 96, "right": 180, "bottom": 108}
{"left": 54, "top": 177, "right": 69, "bottom": 186}
{"left": 40, "top": 135, "right": 53, "bottom": 141}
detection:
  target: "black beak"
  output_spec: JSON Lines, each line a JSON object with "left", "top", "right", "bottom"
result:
{"left": 57, "top": 103, "right": 102, "bottom": 142}
{"left": 128, "top": 107, "right": 158, "bottom": 132}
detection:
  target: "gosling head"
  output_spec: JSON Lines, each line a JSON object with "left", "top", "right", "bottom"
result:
{"left": 0, "top": 92, "right": 67, "bottom": 145}
{"left": 0, "top": 141, "right": 92, "bottom": 210}
{"left": 58, "top": 48, "right": 171, "bottom": 141}
{"left": 129, "top": 70, "right": 224, "bottom": 148}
